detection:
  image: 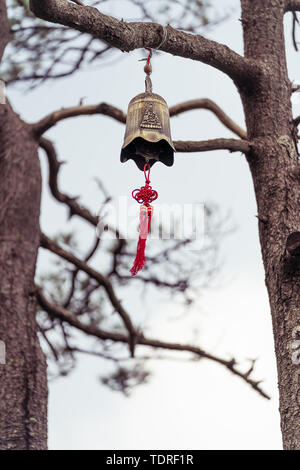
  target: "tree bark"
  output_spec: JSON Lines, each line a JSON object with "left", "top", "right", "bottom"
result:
{"left": 0, "top": 0, "right": 47, "bottom": 450}
{"left": 240, "top": 0, "right": 300, "bottom": 450}
{"left": 0, "top": 107, "right": 48, "bottom": 448}
{"left": 0, "top": 0, "right": 9, "bottom": 61}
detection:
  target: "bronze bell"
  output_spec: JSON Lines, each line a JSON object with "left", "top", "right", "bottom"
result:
{"left": 121, "top": 75, "right": 175, "bottom": 170}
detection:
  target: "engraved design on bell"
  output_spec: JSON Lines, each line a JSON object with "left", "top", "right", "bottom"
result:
{"left": 140, "top": 103, "right": 162, "bottom": 130}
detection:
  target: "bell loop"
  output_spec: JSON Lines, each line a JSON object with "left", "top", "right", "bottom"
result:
{"left": 144, "top": 163, "right": 151, "bottom": 184}
{"left": 145, "top": 75, "right": 153, "bottom": 94}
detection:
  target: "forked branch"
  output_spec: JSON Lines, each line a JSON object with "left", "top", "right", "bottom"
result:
{"left": 36, "top": 287, "right": 270, "bottom": 400}
{"left": 39, "top": 137, "right": 98, "bottom": 226}
{"left": 40, "top": 232, "right": 137, "bottom": 356}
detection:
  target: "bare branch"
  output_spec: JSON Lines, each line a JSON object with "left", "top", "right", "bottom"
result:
{"left": 6, "top": 2, "right": 112, "bottom": 88}
{"left": 33, "top": 102, "right": 126, "bottom": 136}
{"left": 292, "top": 12, "right": 299, "bottom": 51}
{"left": 63, "top": 236, "right": 100, "bottom": 309}
{"left": 113, "top": 272, "right": 189, "bottom": 291}
{"left": 40, "top": 232, "right": 137, "bottom": 356}
{"left": 38, "top": 326, "right": 59, "bottom": 361}
{"left": 39, "top": 138, "right": 125, "bottom": 252}
{"left": 170, "top": 99, "right": 247, "bottom": 139}
{"left": 35, "top": 287, "right": 270, "bottom": 400}
{"left": 292, "top": 83, "right": 300, "bottom": 92}
{"left": 67, "top": 347, "right": 128, "bottom": 362}
{"left": 174, "top": 138, "right": 250, "bottom": 154}
{"left": 286, "top": 0, "right": 300, "bottom": 11}
{"left": 20, "top": 43, "right": 111, "bottom": 87}
{"left": 36, "top": 285, "right": 126, "bottom": 342}
{"left": 294, "top": 115, "right": 300, "bottom": 126}
{"left": 39, "top": 137, "right": 99, "bottom": 226}
{"left": 30, "top": 0, "right": 257, "bottom": 84}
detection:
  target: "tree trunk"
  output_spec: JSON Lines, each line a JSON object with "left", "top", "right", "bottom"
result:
{"left": 0, "top": 0, "right": 47, "bottom": 450}
{"left": 240, "top": 0, "right": 300, "bottom": 450}
{"left": 0, "top": 103, "right": 48, "bottom": 449}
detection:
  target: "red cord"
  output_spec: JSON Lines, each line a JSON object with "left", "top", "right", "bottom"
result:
{"left": 145, "top": 48, "right": 152, "bottom": 67}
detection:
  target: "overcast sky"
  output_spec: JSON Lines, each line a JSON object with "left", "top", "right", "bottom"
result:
{"left": 8, "top": 0, "right": 300, "bottom": 450}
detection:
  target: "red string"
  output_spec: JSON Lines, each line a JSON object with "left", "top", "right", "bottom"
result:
{"left": 145, "top": 48, "right": 152, "bottom": 67}
{"left": 144, "top": 162, "right": 150, "bottom": 184}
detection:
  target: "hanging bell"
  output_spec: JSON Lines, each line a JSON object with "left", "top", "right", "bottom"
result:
{"left": 121, "top": 73, "right": 175, "bottom": 171}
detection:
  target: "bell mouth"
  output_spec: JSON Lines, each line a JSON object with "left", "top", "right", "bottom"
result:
{"left": 122, "top": 127, "right": 175, "bottom": 153}
{"left": 120, "top": 137, "right": 174, "bottom": 171}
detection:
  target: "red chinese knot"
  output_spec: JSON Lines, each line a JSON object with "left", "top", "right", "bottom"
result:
{"left": 132, "top": 164, "right": 158, "bottom": 206}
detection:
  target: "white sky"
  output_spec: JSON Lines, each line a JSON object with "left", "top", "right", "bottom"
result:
{"left": 8, "top": 0, "right": 300, "bottom": 450}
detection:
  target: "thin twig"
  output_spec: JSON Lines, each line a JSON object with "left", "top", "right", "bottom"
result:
{"left": 292, "top": 12, "right": 299, "bottom": 51}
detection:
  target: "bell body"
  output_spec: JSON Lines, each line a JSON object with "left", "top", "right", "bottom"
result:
{"left": 121, "top": 92, "right": 175, "bottom": 170}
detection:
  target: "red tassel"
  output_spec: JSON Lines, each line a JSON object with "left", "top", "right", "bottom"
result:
{"left": 130, "top": 205, "right": 153, "bottom": 276}
{"left": 130, "top": 163, "right": 157, "bottom": 276}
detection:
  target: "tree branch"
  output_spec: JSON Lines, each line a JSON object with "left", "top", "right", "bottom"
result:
{"left": 63, "top": 236, "right": 100, "bottom": 309}
{"left": 170, "top": 99, "right": 247, "bottom": 139}
{"left": 39, "top": 137, "right": 125, "bottom": 263}
{"left": 286, "top": 0, "right": 300, "bottom": 11}
{"left": 35, "top": 286, "right": 270, "bottom": 400}
{"left": 30, "top": 0, "right": 257, "bottom": 84}
{"left": 40, "top": 232, "right": 137, "bottom": 356}
{"left": 292, "top": 12, "right": 299, "bottom": 51}
{"left": 33, "top": 98, "right": 246, "bottom": 140}
{"left": 33, "top": 102, "right": 126, "bottom": 136}
{"left": 174, "top": 138, "right": 250, "bottom": 154}
{"left": 39, "top": 137, "right": 99, "bottom": 226}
